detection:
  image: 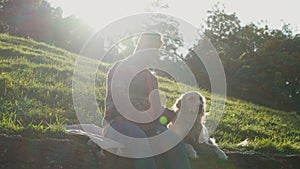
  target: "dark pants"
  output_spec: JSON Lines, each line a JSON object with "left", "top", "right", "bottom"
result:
{"left": 106, "top": 120, "right": 191, "bottom": 169}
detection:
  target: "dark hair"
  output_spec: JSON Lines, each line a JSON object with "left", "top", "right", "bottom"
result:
{"left": 134, "top": 31, "right": 163, "bottom": 53}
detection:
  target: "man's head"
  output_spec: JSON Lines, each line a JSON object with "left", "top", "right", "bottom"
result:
{"left": 134, "top": 32, "right": 164, "bottom": 52}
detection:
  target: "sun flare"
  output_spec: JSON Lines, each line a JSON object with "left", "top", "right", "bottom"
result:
{"left": 47, "top": 0, "right": 299, "bottom": 33}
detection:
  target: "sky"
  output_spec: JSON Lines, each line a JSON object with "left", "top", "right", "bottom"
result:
{"left": 46, "top": 0, "right": 300, "bottom": 33}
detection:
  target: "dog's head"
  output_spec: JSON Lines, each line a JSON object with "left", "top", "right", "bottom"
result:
{"left": 172, "top": 91, "right": 206, "bottom": 122}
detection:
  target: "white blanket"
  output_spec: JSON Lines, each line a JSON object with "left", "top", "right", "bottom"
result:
{"left": 65, "top": 124, "right": 124, "bottom": 150}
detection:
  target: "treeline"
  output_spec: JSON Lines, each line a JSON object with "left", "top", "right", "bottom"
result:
{"left": 0, "top": 0, "right": 94, "bottom": 53}
{"left": 189, "top": 5, "right": 300, "bottom": 112}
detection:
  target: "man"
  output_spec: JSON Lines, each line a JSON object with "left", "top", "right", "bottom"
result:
{"left": 103, "top": 32, "right": 192, "bottom": 169}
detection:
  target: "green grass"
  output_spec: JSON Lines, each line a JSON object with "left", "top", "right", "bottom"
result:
{"left": 0, "top": 34, "right": 299, "bottom": 154}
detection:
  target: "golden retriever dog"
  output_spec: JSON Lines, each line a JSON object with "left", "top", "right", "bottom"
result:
{"left": 171, "top": 91, "right": 228, "bottom": 160}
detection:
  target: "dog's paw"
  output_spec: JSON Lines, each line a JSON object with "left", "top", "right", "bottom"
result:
{"left": 188, "top": 153, "right": 199, "bottom": 159}
{"left": 213, "top": 147, "right": 228, "bottom": 160}
{"left": 217, "top": 151, "right": 228, "bottom": 160}
{"left": 184, "top": 143, "right": 199, "bottom": 159}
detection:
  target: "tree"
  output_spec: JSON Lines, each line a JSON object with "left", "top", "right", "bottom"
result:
{"left": 0, "top": 0, "right": 94, "bottom": 53}
{"left": 192, "top": 3, "right": 300, "bottom": 112}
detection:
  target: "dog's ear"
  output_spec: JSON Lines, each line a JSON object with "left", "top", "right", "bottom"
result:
{"left": 176, "top": 99, "right": 181, "bottom": 109}
{"left": 173, "top": 99, "right": 181, "bottom": 112}
{"left": 198, "top": 94, "right": 206, "bottom": 112}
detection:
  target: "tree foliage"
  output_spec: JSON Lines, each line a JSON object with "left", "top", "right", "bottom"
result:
{"left": 0, "top": 0, "right": 94, "bottom": 52}
{"left": 192, "top": 4, "right": 300, "bottom": 112}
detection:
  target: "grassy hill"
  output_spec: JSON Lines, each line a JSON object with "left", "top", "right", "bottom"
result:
{"left": 0, "top": 34, "right": 299, "bottom": 154}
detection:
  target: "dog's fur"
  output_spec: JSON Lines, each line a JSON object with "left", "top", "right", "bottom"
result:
{"left": 171, "top": 91, "right": 228, "bottom": 160}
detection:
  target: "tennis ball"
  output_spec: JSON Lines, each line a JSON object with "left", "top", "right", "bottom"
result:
{"left": 159, "top": 116, "right": 168, "bottom": 125}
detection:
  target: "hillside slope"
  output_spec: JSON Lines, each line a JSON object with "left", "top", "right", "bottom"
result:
{"left": 0, "top": 34, "right": 299, "bottom": 154}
